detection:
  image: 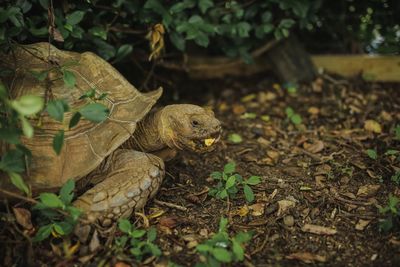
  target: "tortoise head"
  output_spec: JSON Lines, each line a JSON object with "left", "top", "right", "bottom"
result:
{"left": 160, "top": 104, "right": 222, "bottom": 153}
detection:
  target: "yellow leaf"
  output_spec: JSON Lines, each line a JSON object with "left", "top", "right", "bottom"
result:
{"left": 364, "top": 120, "right": 382, "bottom": 133}
{"left": 147, "top": 23, "right": 165, "bottom": 61}
{"left": 236, "top": 205, "right": 249, "bottom": 217}
{"left": 148, "top": 207, "right": 165, "bottom": 219}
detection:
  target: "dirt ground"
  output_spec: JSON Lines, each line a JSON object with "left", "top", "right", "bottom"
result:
{"left": 1, "top": 73, "right": 400, "bottom": 266}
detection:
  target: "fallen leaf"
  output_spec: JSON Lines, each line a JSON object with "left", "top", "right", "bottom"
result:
{"left": 301, "top": 224, "right": 337, "bottom": 235}
{"left": 357, "top": 184, "right": 381, "bottom": 197}
{"left": 315, "top": 175, "right": 325, "bottom": 188}
{"left": 380, "top": 111, "right": 392, "bottom": 121}
{"left": 283, "top": 215, "right": 294, "bottom": 227}
{"left": 228, "top": 133, "right": 243, "bottom": 144}
{"left": 355, "top": 219, "right": 370, "bottom": 231}
{"left": 241, "top": 94, "right": 256, "bottom": 102}
{"left": 159, "top": 216, "right": 178, "bottom": 228}
{"left": 114, "top": 262, "right": 131, "bottom": 267}
{"left": 315, "top": 164, "right": 332, "bottom": 175}
{"left": 148, "top": 207, "right": 165, "bottom": 219}
{"left": 232, "top": 104, "right": 246, "bottom": 115}
{"left": 303, "top": 140, "right": 324, "bottom": 153}
{"left": 89, "top": 230, "right": 100, "bottom": 252}
{"left": 287, "top": 252, "right": 327, "bottom": 263}
{"left": 364, "top": 120, "right": 382, "bottom": 133}
{"left": 277, "top": 200, "right": 296, "bottom": 216}
{"left": 249, "top": 203, "right": 265, "bottom": 216}
{"left": 307, "top": 107, "right": 320, "bottom": 115}
{"left": 13, "top": 207, "right": 33, "bottom": 230}
{"left": 311, "top": 78, "right": 323, "bottom": 93}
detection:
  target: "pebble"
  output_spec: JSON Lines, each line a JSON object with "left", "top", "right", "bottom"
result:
{"left": 283, "top": 215, "right": 295, "bottom": 227}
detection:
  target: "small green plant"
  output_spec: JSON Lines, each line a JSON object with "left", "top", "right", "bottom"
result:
{"left": 115, "top": 219, "right": 161, "bottom": 261}
{"left": 391, "top": 171, "right": 400, "bottom": 185}
{"left": 394, "top": 124, "right": 400, "bottom": 140}
{"left": 379, "top": 194, "right": 400, "bottom": 232}
{"left": 285, "top": 107, "right": 302, "bottom": 125}
{"left": 32, "top": 179, "right": 82, "bottom": 242}
{"left": 195, "top": 217, "right": 252, "bottom": 267}
{"left": 227, "top": 133, "right": 243, "bottom": 144}
{"left": 366, "top": 149, "right": 378, "bottom": 160}
{"left": 209, "top": 162, "right": 261, "bottom": 203}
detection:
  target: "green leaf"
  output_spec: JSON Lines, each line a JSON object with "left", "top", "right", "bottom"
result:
{"left": 219, "top": 189, "right": 228, "bottom": 199}
{"left": 243, "top": 184, "right": 254, "bottom": 203}
{"left": 234, "top": 231, "right": 252, "bottom": 243}
{"left": 232, "top": 240, "right": 244, "bottom": 260}
{"left": 69, "top": 112, "right": 81, "bottom": 129}
{"left": 62, "top": 70, "right": 76, "bottom": 88}
{"left": 20, "top": 116, "right": 34, "bottom": 138}
{"left": 9, "top": 172, "right": 30, "bottom": 195}
{"left": 11, "top": 95, "right": 44, "bottom": 116}
{"left": 280, "top": 18, "right": 295, "bottom": 28}
{"left": 169, "top": 32, "right": 185, "bottom": 51}
{"left": 59, "top": 179, "right": 75, "bottom": 204}
{"left": 39, "top": 193, "right": 64, "bottom": 208}
{"left": 196, "top": 244, "right": 212, "bottom": 252}
{"left": 52, "top": 130, "right": 64, "bottom": 155}
{"left": 66, "top": 206, "right": 82, "bottom": 221}
{"left": 0, "top": 128, "right": 21, "bottom": 144}
{"left": 147, "top": 227, "right": 157, "bottom": 242}
{"left": 79, "top": 103, "right": 109, "bottom": 122}
{"left": 89, "top": 26, "right": 107, "bottom": 40}
{"left": 290, "top": 114, "right": 302, "bottom": 125}
{"left": 66, "top": 11, "right": 85, "bottom": 25}
{"left": 210, "top": 171, "right": 222, "bottom": 180}
{"left": 33, "top": 224, "right": 52, "bottom": 242}
{"left": 285, "top": 107, "right": 294, "bottom": 117}
{"left": 225, "top": 175, "right": 236, "bottom": 189}
{"left": 385, "top": 149, "right": 399, "bottom": 156}
{"left": 53, "top": 221, "right": 73, "bottom": 235}
{"left": 246, "top": 176, "right": 261, "bottom": 185}
{"left": 199, "top": 0, "right": 214, "bottom": 13}
{"left": 118, "top": 219, "right": 132, "bottom": 234}
{"left": 131, "top": 229, "right": 146, "bottom": 238}
{"left": 46, "top": 99, "right": 69, "bottom": 122}
{"left": 30, "top": 70, "right": 48, "bottom": 81}
{"left": 212, "top": 248, "right": 232, "bottom": 263}
{"left": 114, "top": 44, "right": 133, "bottom": 63}
{"left": 228, "top": 133, "right": 242, "bottom": 144}
{"left": 0, "top": 149, "right": 25, "bottom": 173}
{"left": 194, "top": 32, "right": 209, "bottom": 47}
{"left": 367, "top": 149, "right": 378, "bottom": 160}
{"left": 237, "top": 22, "right": 251, "bottom": 37}
{"left": 147, "top": 242, "right": 162, "bottom": 256}
{"left": 223, "top": 162, "right": 236, "bottom": 174}
{"left": 218, "top": 217, "right": 228, "bottom": 232}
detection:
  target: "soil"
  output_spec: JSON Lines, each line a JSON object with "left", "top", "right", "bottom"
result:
{"left": 1, "top": 73, "right": 400, "bottom": 266}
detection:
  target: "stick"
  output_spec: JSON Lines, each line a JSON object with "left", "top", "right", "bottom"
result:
{"left": 154, "top": 199, "right": 187, "bottom": 211}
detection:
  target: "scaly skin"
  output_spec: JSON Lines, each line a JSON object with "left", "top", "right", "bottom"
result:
{"left": 74, "top": 104, "right": 221, "bottom": 225}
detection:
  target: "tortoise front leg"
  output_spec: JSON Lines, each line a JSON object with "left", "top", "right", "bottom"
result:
{"left": 73, "top": 149, "right": 164, "bottom": 226}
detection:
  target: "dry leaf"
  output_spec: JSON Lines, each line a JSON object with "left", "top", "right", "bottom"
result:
{"left": 357, "top": 184, "right": 380, "bottom": 197}
{"left": 236, "top": 205, "right": 249, "bottom": 217}
{"left": 277, "top": 200, "right": 295, "bottom": 216}
{"left": 308, "top": 107, "right": 320, "bottom": 115}
{"left": 241, "top": 94, "right": 256, "bottom": 102}
{"left": 148, "top": 207, "right": 165, "bottom": 219}
{"left": 301, "top": 224, "right": 337, "bottom": 235}
{"left": 249, "top": 203, "right": 265, "bottom": 216}
{"left": 13, "top": 207, "right": 33, "bottom": 230}
{"left": 364, "top": 120, "right": 382, "bottom": 133}
{"left": 159, "top": 216, "right": 178, "bottom": 228}
{"left": 287, "top": 252, "right": 327, "bottom": 263}
{"left": 315, "top": 175, "right": 325, "bottom": 188}
{"left": 355, "top": 219, "right": 370, "bottom": 231}
{"left": 89, "top": 230, "right": 100, "bottom": 252}
{"left": 303, "top": 140, "right": 324, "bottom": 153}
{"left": 380, "top": 111, "right": 392, "bottom": 121}
{"left": 232, "top": 104, "right": 246, "bottom": 115}
{"left": 147, "top": 23, "right": 165, "bottom": 61}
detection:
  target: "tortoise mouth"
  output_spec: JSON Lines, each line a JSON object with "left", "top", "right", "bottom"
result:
{"left": 178, "top": 131, "right": 222, "bottom": 153}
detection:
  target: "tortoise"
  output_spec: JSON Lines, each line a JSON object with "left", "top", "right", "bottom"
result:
{"left": 0, "top": 43, "right": 221, "bottom": 226}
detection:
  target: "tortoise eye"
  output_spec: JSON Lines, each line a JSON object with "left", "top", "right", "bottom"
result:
{"left": 191, "top": 120, "right": 199, "bottom": 127}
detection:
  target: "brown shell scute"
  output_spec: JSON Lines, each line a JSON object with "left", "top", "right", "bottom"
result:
{"left": 0, "top": 43, "right": 162, "bottom": 189}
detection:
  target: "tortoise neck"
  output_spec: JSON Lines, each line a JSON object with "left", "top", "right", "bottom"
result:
{"left": 123, "top": 108, "right": 169, "bottom": 152}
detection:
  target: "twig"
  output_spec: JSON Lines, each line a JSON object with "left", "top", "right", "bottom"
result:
{"left": 154, "top": 199, "right": 187, "bottom": 211}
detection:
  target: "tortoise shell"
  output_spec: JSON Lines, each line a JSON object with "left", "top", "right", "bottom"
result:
{"left": 0, "top": 43, "right": 162, "bottom": 190}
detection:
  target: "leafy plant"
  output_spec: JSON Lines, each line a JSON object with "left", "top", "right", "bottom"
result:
{"left": 285, "top": 107, "right": 302, "bottom": 125}
{"left": 195, "top": 217, "right": 252, "bottom": 267}
{"left": 391, "top": 171, "right": 400, "bottom": 185}
{"left": 227, "top": 133, "right": 243, "bottom": 144}
{"left": 379, "top": 194, "right": 400, "bottom": 232}
{"left": 32, "top": 179, "right": 82, "bottom": 242}
{"left": 209, "top": 162, "right": 261, "bottom": 203}
{"left": 366, "top": 149, "right": 378, "bottom": 160}
{"left": 115, "top": 219, "right": 162, "bottom": 262}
